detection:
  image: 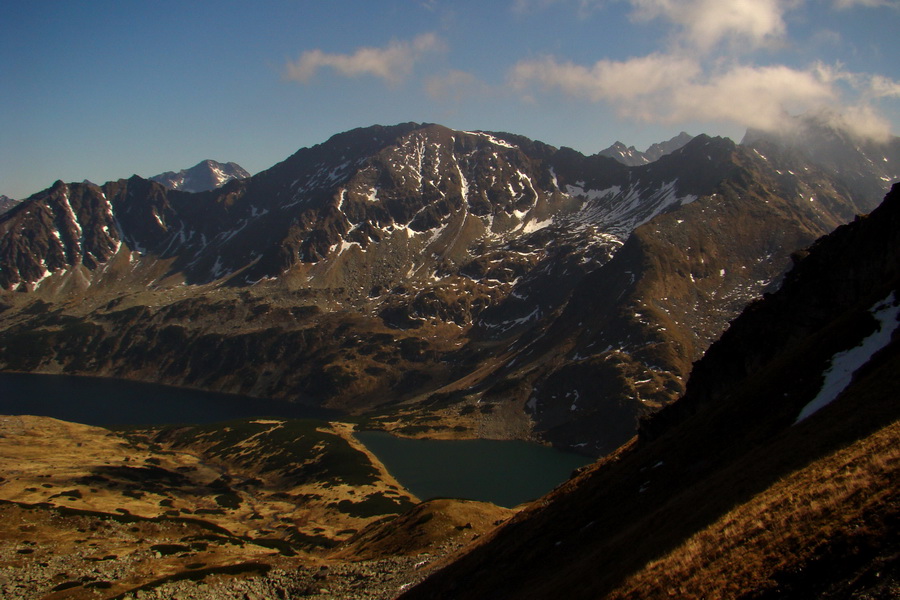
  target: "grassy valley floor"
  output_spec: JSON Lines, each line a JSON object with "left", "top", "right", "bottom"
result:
{"left": 0, "top": 415, "right": 514, "bottom": 599}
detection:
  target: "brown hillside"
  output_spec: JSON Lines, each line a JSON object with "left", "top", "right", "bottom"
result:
{"left": 332, "top": 498, "right": 516, "bottom": 561}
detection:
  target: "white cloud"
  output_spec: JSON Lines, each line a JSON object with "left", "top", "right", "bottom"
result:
{"left": 509, "top": 54, "right": 701, "bottom": 101}
{"left": 868, "top": 75, "right": 900, "bottom": 98}
{"left": 821, "top": 105, "right": 895, "bottom": 141}
{"left": 663, "top": 64, "right": 836, "bottom": 130}
{"left": 284, "top": 33, "right": 443, "bottom": 85}
{"left": 508, "top": 54, "right": 898, "bottom": 137}
{"left": 505, "top": 0, "right": 897, "bottom": 140}
{"left": 629, "top": 0, "right": 790, "bottom": 51}
{"left": 815, "top": 63, "right": 900, "bottom": 99}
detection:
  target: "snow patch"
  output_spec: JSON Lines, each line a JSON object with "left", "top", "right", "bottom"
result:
{"left": 465, "top": 131, "right": 517, "bottom": 149}
{"left": 795, "top": 291, "right": 900, "bottom": 424}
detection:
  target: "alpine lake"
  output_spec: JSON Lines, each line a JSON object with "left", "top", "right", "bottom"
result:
{"left": 0, "top": 372, "right": 591, "bottom": 508}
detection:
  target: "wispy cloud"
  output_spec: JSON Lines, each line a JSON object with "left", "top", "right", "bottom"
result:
{"left": 629, "top": 0, "right": 791, "bottom": 52}
{"left": 284, "top": 33, "right": 444, "bottom": 86}
{"left": 663, "top": 64, "right": 835, "bottom": 130}
{"left": 833, "top": 0, "right": 899, "bottom": 9}
{"left": 816, "top": 63, "right": 900, "bottom": 99}
{"left": 425, "top": 70, "right": 494, "bottom": 104}
{"left": 510, "top": 53, "right": 898, "bottom": 138}
{"left": 507, "top": 0, "right": 898, "bottom": 140}
{"left": 509, "top": 54, "right": 701, "bottom": 101}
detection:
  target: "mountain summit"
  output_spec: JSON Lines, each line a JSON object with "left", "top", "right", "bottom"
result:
{"left": 597, "top": 131, "right": 693, "bottom": 166}
{"left": 0, "top": 195, "right": 18, "bottom": 214}
{"left": 149, "top": 159, "right": 250, "bottom": 193}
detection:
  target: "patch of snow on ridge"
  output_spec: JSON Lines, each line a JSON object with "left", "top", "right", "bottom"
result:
{"left": 465, "top": 131, "right": 517, "bottom": 149}
{"left": 456, "top": 162, "right": 469, "bottom": 200}
{"left": 566, "top": 184, "right": 621, "bottom": 202}
{"left": 795, "top": 291, "right": 900, "bottom": 424}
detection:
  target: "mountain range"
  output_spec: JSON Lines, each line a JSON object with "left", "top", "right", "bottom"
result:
{"left": 0, "top": 117, "right": 897, "bottom": 455}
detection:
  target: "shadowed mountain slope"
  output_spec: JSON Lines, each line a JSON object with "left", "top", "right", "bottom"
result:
{"left": 401, "top": 183, "right": 900, "bottom": 599}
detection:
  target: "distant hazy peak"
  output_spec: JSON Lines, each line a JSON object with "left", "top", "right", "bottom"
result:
{"left": 150, "top": 160, "right": 250, "bottom": 193}
{"left": 0, "top": 194, "right": 19, "bottom": 215}
{"left": 598, "top": 132, "right": 693, "bottom": 166}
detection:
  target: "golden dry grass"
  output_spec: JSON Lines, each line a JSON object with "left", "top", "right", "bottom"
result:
{"left": 607, "top": 419, "right": 900, "bottom": 599}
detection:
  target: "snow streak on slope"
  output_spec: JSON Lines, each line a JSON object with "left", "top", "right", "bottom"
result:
{"left": 565, "top": 180, "right": 697, "bottom": 238}
{"left": 795, "top": 291, "right": 900, "bottom": 423}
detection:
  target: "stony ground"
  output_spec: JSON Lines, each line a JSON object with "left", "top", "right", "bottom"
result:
{"left": 0, "top": 498, "right": 464, "bottom": 600}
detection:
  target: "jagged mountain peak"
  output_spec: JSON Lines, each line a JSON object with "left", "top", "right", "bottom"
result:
{"left": 0, "top": 194, "right": 19, "bottom": 215}
{"left": 598, "top": 131, "right": 694, "bottom": 166}
{"left": 644, "top": 131, "right": 693, "bottom": 161}
{"left": 149, "top": 159, "right": 250, "bottom": 193}
{"left": 741, "top": 113, "right": 899, "bottom": 171}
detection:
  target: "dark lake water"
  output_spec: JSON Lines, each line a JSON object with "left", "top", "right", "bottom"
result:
{"left": 0, "top": 372, "right": 337, "bottom": 425}
{"left": 0, "top": 372, "right": 592, "bottom": 507}
{"left": 355, "top": 430, "right": 591, "bottom": 508}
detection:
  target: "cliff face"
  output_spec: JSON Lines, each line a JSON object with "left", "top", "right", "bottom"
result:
{"left": 401, "top": 184, "right": 900, "bottom": 599}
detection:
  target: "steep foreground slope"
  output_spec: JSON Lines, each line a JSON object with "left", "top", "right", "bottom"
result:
{"left": 402, "top": 183, "right": 900, "bottom": 599}
{"left": 0, "top": 122, "right": 896, "bottom": 454}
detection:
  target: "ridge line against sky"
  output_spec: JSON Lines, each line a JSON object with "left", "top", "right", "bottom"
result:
{"left": 1, "top": 0, "right": 899, "bottom": 199}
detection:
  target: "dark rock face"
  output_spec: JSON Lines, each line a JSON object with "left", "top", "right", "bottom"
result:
{"left": 642, "top": 182, "right": 900, "bottom": 440}
{"left": 0, "top": 181, "right": 121, "bottom": 289}
{"left": 0, "top": 122, "right": 897, "bottom": 454}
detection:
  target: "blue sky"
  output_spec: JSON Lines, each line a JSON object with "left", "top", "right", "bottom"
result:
{"left": 1, "top": 0, "right": 898, "bottom": 199}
